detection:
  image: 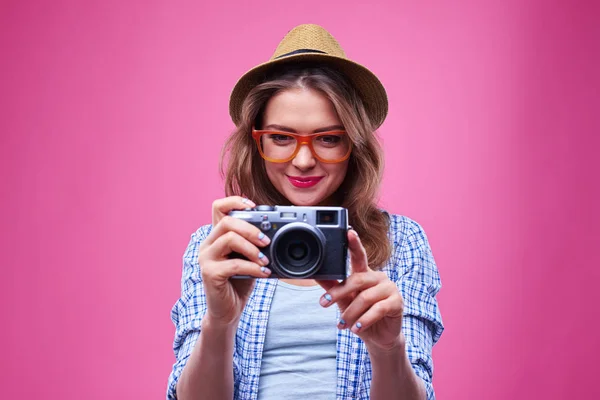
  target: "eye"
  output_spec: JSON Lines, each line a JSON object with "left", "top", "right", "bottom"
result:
{"left": 316, "top": 135, "right": 342, "bottom": 144}
{"left": 268, "top": 134, "right": 294, "bottom": 143}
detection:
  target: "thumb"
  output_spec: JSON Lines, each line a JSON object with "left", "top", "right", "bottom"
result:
{"left": 348, "top": 229, "right": 369, "bottom": 273}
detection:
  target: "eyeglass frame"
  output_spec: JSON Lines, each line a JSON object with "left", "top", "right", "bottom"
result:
{"left": 251, "top": 128, "right": 353, "bottom": 164}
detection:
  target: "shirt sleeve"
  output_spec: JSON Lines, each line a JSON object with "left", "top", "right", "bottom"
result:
{"left": 166, "top": 225, "right": 212, "bottom": 400}
{"left": 392, "top": 215, "right": 444, "bottom": 400}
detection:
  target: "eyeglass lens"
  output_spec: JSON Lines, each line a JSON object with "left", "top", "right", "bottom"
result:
{"left": 260, "top": 133, "right": 350, "bottom": 162}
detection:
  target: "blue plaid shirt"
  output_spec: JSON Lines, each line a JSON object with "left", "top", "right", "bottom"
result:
{"left": 167, "top": 214, "right": 444, "bottom": 399}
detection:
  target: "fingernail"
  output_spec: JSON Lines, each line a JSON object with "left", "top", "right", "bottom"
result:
{"left": 258, "top": 232, "right": 271, "bottom": 244}
{"left": 319, "top": 293, "right": 332, "bottom": 307}
{"left": 258, "top": 252, "right": 269, "bottom": 265}
{"left": 354, "top": 322, "right": 362, "bottom": 332}
{"left": 260, "top": 267, "right": 271, "bottom": 275}
{"left": 351, "top": 230, "right": 359, "bottom": 237}
{"left": 242, "top": 198, "right": 256, "bottom": 206}
{"left": 338, "top": 319, "right": 346, "bottom": 328}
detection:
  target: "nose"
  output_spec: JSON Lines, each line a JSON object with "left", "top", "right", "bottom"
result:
{"left": 291, "top": 144, "right": 317, "bottom": 170}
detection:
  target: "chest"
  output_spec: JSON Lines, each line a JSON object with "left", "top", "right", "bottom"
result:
{"left": 262, "top": 282, "right": 337, "bottom": 352}
{"left": 234, "top": 280, "right": 371, "bottom": 400}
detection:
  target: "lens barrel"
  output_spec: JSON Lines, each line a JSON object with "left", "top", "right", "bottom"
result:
{"left": 270, "top": 222, "right": 325, "bottom": 278}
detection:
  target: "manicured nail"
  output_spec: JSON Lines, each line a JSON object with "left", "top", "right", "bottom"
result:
{"left": 351, "top": 230, "right": 359, "bottom": 237}
{"left": 354, "top": 322, "right": 362, "bottom": 332}
{"left": 319, "top": 293, "right": 332, "bottom": 307}
{"left": 242, "top": 198, "right": 256, "bottom": 206}
{"left": 260, "top": 267, "right": 271, "bottom": 275}
{"left": 338, "top": 319, "right": 346, "bottom": 328}
{"left": 258, "top": 232, "right": 271, "bottom": 244}
{"left": 258, "top": 252, "right": 269, "bottom": 265}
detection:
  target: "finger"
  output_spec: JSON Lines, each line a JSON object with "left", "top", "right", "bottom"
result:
{"left": 207, "top": 258, "right": 272, "bottom": 281}
{"left": 316, "top": 280, "right": 339, "bottom": 293}
{"left": 204, "top": 215, "right": 271, "bottom": 248}
{"left": 206, "top": 230, "right": 270, "bottom": 266}
{"left": 316, "top": 280, "right": 340, "bottom": 305}
{"left": 318, "top": 271, "right": 384, "bottom": 310}
{"left": 212, "top": 196, "right": 256, "bottom": 222}
{"left": 346, "top": 295, "right": 403, "bottom": 334}
{"left": 337, "top": 283, "right": 395, "bottom": 330}
{"left": 348, "top": 230, "right": 369, "bottom": 273}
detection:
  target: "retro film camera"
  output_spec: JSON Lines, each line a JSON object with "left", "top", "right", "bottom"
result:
{"left": 229, "top": 205, "right": 349, "bottom": 279}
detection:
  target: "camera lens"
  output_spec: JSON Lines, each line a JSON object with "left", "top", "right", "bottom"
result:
{"left": 271, "top": 223, "right": 325, "bottom": 278}
{"left": 287, "top": 241, "right": 308, "bottom": 261}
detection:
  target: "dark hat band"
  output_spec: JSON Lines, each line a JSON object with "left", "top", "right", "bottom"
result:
{"left": 274, "top": 49, "right": 327, "bottom": 59}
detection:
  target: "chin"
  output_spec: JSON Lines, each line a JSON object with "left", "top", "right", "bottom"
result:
{"left": 287, "top": 196, "right": 322, "bottom": 207}
{"left": 286, "top": 190, "right": 340, "bottom": 207}
{"left": 284, "top": 191, "right": 327, "bottom": 207}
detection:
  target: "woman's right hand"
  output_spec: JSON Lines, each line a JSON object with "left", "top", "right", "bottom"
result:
{"left": 198, "top": 196, "right": 272, "bottom": 327}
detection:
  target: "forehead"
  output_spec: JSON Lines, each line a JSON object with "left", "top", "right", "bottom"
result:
{"left": 262, "top": 88, "right": 341, "bottom": 130}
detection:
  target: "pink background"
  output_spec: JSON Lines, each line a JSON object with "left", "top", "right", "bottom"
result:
{"left": 1, "top": 1, "right": 599, "bottom": 399}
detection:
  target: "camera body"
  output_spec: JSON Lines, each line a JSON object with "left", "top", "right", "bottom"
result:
{"left": 229, "top": 205, "right": 349, "bottom": 280}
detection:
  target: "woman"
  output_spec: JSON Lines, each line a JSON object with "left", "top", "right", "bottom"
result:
{"left": 167, "top": 24, "right": 444, "bottom": 400}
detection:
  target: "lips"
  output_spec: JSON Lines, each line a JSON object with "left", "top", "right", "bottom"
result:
{"left": 286, "top": 175, "right": 323, "bottom": 188}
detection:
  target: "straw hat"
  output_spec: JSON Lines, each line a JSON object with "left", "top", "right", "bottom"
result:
{"left": 229, "top": 24, "right": 388, "bottom": 129}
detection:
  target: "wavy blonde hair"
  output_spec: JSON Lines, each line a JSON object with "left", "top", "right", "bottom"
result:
{"left": 221, "top": 64, "right": 391, "bottom": 269}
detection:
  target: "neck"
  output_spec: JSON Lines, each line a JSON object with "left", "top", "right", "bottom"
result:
{"left": 279, "top": 279, "right": 319, "bottom": 287}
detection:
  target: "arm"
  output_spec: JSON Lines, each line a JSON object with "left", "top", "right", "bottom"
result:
{"left": 176, "top": 318, "right": 237, "bottom": 400}
{"left": 168, "top": 225, "right": 234, "bottom": 400}
{"left": 365, "top": 216, "right": 442, "bottom": 399}
{"left": 167, "top": 196, "right": 273, "bottom": 400}
{"left": 167, "top": 226, "right": 244, "bottom": 400}
{"left": 389, "top": 216, "right": 444, "bottom": 399}
{"left": 317, "top": 216, "right": 443, "bottom": 400}
{"left": 367, "top": 338, "right": 427, "bottom": 400}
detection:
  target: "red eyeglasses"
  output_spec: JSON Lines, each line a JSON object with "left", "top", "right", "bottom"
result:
{"left": 252, "top": 128, "right": 352, "bottom": 163}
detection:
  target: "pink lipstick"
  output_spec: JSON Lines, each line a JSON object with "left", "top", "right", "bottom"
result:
{"left": 287, "top": 175, "right": 323, "bottom": 188}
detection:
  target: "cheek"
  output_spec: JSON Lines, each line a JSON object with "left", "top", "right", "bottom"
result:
{"left": 326, "top": 162, "right": 349, "bottom": 183}
{"left": 264, "top": 162, "right": 287, "bottom": 185}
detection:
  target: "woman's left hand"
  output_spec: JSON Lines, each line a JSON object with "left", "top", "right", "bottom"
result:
{"left": 317, "top": 230, "right": 405, "bottom": 351}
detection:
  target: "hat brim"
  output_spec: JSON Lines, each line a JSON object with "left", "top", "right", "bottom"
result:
{"left": 229, "top": 53, "right": 388, "bottom": 129}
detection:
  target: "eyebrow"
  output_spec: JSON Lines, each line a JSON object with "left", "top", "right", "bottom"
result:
{"left": 263, "top": 124, "right": 345, "bottom": 133}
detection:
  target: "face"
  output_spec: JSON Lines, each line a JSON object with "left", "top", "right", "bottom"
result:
{"left": 260, "top": 87, "right": 350, "bottom": 206}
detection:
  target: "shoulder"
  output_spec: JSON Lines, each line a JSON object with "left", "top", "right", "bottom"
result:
{"left": 187, "top": 224, "right": 213, "bottom": 246}
{"left": 190, "top": 223, "right": 213, "bottom": 242}
{"left": 385, "top": 212, "right": 431, "bottom": 251}
{"left": 381, "top": 212, "right": 438, "bottom": 281}
{"left": 182, "top": 224, "right": 213, "bottom": 261}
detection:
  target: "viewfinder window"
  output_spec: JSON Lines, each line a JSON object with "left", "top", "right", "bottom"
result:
{"left": 317, "top": 211, "right": 337, "bottom": 225}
